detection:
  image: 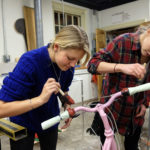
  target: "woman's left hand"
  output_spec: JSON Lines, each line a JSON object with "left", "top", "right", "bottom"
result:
{"left": 135, "top": 104, "right": 146, "bottom": 117}
{"left": 60, "top": 118, "right": 72, "bottom": 129}
{"left": 60, "top": 104, "right": 72, "bottom": 129}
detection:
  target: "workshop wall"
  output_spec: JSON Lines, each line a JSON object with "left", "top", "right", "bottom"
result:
{"left": 0, "top": 0, "right": 97, "bottom": 63}
{"left": 98, "top": 0, "right": 150, "bottom": 29}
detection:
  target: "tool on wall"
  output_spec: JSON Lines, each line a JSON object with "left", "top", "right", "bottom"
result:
{"left": 15, "top": 18, "right": 27, "bottom": 49}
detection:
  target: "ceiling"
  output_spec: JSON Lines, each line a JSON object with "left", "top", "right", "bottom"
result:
{"left": 63, "top": 0, "right": 138, "bottom": 11}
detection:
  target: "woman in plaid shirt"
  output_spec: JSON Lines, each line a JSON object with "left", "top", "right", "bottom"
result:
{"left": 88, "top": 25, "right": 150, "bottom": 150}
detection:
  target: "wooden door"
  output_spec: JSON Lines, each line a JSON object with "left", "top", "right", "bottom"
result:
{"left": 23, "top": 6, "right": 36, "bottom": 50}
{"left": 95, "top": 29, "right": 106, "bottom": 99}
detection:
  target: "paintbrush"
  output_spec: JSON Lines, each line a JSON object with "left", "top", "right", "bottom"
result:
{"left": 139, "top": 63, "right": 146, "bottom": 81}
{"left": 58, "top": 89, "right": 75, "bottom": 107}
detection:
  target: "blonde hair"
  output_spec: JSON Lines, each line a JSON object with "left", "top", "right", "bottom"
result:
{"left": 138, "top": 24, "right": 150, "bottom": 34}
{"left": 50, "top": 25, "right": 90, "bottom": 66}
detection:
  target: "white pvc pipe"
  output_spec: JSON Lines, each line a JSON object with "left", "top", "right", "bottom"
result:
{"left": 128, "top": 83, "right": 150, "bottom": 95}
{"left": 41, "top": 110, "right": 70, "bottom": 130}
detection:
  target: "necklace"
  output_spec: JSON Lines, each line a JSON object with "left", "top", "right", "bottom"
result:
{"left": 51, "top": 61, "right": 62, "bottom": 82}
{"left": 48, "top": 47, "right": 62, "bottom": 82}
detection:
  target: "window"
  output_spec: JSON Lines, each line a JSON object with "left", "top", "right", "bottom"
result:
{"left": 52, "top": 1, "right": 86, "bottom": 33}
{"left": 54, "top": 11, "right": 81, "bottom": 34}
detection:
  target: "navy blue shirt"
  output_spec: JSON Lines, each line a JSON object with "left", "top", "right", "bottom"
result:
{"left": 0, "top": 45, "right": 74, "bottom": 133}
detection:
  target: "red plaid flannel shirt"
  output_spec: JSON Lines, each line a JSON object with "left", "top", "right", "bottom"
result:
{"left": 88, "top": 32, "right": 150, "bottom": 135}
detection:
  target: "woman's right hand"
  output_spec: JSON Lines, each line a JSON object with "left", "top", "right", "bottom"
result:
{"left": 39, "top": 78, "right": 60, "bottom": 104}
{"left": 118, "top": 63, "right": 146, "bottom": 79}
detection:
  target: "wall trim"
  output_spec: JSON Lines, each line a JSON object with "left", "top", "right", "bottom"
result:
{"left": 102, "top": 19, "right": 147, "bottom": 31}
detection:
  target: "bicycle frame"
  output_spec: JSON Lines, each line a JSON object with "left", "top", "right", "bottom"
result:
{"left": 41, "top": 83, "right": 150, "bottom": 150}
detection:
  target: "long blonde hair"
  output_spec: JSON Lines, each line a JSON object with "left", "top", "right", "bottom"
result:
{"left": 50, "top": 25, "right": 90, "bottom": 66}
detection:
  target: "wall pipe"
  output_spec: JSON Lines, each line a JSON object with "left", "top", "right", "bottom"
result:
{"left": 34, "top": 0, "right": 44, "bottom": 48}
{"left": 1, "top": 0, "right": 10, "bottom": 62}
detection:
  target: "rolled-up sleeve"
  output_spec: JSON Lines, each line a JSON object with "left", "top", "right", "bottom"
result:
{"left": 88, "top": 41, "right": 119, "bottom": 74}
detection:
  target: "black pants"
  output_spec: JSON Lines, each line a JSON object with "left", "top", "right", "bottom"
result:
{"left": 124, "top": 126, "right": 141, "bottom": 150}
{"left": 97, "top": 115, "right": 141, "bottom": 150}
{"left": 10, "top": 128, "right": 58, "bottom": 150}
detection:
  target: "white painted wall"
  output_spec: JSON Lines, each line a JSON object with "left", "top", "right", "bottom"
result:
{"left": 98, "top": 0, "right": 150, "bottom": 28}
{"left": 0, "top": 0, "right": 30, "bottom": 63}
{"left": 1, "top": 0, "right": 148, "bottom": 63}
{"left": 0, "top": 0, "right": 96, "bottom": 63}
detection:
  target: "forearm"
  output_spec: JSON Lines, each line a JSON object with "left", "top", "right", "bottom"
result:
{"left": 97, "top": 62, "right": 121, "bottom": 74}
{"left": 0, "top": 97, "right": 44, "bottom": 118}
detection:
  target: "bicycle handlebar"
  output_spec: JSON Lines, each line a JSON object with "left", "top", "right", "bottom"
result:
{"left": 128, "top": 83, "right": 150, "bottom": 95}
{"left": 41, "top": 83, "right": 150, "bottom": 130}
{"left": 41, "top": 111, "right": 70, "bottom": 130}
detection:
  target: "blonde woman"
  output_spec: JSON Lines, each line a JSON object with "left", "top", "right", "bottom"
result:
{"left": 0, "top": 25, "right": 90, "bottom": 150}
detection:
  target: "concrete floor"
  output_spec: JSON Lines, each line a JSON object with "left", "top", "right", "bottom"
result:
{"left": 0, "top": 101, "right": 150, "bottom": 150}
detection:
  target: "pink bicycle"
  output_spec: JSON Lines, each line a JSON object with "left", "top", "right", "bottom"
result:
{"left": 41, "top": 83, "right": 150, "bottom": 150}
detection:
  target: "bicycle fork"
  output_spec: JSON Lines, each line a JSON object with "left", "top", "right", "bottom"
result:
{"left": 97, "top": 108, "right": 118, "bottom": 150}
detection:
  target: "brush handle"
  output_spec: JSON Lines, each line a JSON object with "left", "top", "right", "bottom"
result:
{"left": 139, "top": 63, "right": 146, "bottom": 81}
{"left": 59, "top": 89, "right": 65, "bottom": 96}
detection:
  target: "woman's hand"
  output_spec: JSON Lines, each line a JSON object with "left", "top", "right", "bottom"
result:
{"left": 39, "top": 78, "right": 60, "bottom": 104}
{"left": 118, "top": 63, "right": 146, "bottom": 79}
{"left": 60, "top": 104, "right": 72, "bottom": 129}
{"left": 135, "top": 104, "right": 146, "bottom": 118}
{"left": 60, "top": 118, "right": 72, "bottom": 129}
